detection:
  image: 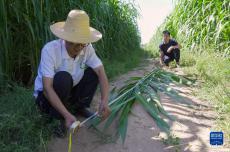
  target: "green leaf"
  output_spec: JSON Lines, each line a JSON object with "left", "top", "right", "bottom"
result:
{"left": 91, "top": 68, "right": 194, "bottom": 143}
{"left": 109, "top": 87, "right": 118, "bottom": 101}
{"left": 104, "top": 97, "right": 135, "bottom": 130}
{"left": 118, "top": 100, "right": 135, "bottom": 144}
{"left": 135, "top": 92, "right": 170, "bottom": 132}
{"left": 142, "top": 85, "right": 175, "bottom": 120}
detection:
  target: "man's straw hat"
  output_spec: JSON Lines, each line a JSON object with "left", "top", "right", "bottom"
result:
{"left": 50, "top": 9, "right": 102, "bottom": 43}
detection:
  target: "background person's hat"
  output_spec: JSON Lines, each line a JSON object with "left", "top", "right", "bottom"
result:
{"left": 50, "top": 9, "right": 102, "bottom": 43}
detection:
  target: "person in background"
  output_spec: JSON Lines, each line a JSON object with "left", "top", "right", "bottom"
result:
{"left": 159, "top": 30, "right": 182, "bottom": 67}
{"left": 34, "top": 10, "right": 111, "bottom": 137}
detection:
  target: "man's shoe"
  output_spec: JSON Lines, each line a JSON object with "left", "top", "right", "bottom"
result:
{"left": 77, "top": 108, "right": 94, "bottom": 118}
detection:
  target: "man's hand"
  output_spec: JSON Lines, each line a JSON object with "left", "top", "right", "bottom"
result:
{"left": 98, "top": 102, "right": 111, "bottom": 120}
{"left": 167, "top": 44, "right": 181, "bottom": 53}
{"left": 65, "top": 113, "right": 77, "bottom": 129}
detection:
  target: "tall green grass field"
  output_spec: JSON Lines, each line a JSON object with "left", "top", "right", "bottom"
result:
{"left": 146, "top": 0, "right": 230, "bottom": 146}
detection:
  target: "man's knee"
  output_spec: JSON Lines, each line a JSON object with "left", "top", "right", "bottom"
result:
{"left": 75, "top": 68, "right": 99, "bottom": 107}
{"left": 54, "top": 71, "right": 73, "bottom": 86}
{"left": 173, "top": 48, "right": 180, "bottom": 55}
{"left": 173, "top": 49, "right": 180, "bottom": 62}
{"left": 53, "top": 71, "right": 73, "bottom": 100}
{"left": 83, "top": 67, "right": 99, "bottom": 83}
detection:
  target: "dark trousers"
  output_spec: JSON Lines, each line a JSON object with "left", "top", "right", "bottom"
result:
{"left": 164, "top": 49, "right": 180, "bottom": 66}
{"left": 35, "top": 67, "right": 98, "bottom": 119}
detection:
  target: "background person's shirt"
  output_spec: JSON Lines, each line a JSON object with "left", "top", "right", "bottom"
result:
{"left": 159, "top": 39, "right": 178, "bottom": 57}
{"left": 33, "top": 39, "right": 102, "bottom": 98}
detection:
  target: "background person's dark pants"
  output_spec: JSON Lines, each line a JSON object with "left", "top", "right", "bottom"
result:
{"left": 35, "top": 67, "right": 99, "bottom": 119}
{"left": 164, "top": 48, "right": 180, "bottom": 66}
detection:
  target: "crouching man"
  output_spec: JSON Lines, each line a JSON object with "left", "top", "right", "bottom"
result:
{"left": 33, "top": 10, "right": 111, "bottom": 135}
{"left": 159, "top": 30, "right": 182, "bottom": 67}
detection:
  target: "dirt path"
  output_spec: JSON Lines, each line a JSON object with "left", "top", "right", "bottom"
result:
{"left": 47, "top": 59, "right": 229, "bottom": 152}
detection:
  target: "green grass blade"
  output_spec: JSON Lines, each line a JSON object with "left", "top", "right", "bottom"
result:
{"left": 118, "top": 100, "right": 135, "bottom": 144}
{"left": 135, "top": 92, "right": 170, "bottom": 132}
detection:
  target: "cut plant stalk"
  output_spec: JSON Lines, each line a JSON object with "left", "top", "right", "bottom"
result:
{"left": 67, "top": 68, "right": 193, "bottom": 152}
{"left": 82, "top": 68, "right": 194, "bottom": 143}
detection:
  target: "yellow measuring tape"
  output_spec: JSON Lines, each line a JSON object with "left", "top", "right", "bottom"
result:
{"left": 67, "top": 112, "right": 100, "bottom": 152}
{"left": 68, "top": 121, "right": 81, "bottom": 152}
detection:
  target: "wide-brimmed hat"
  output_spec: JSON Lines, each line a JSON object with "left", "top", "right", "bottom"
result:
{"left": 50, "top": 9, "right": 102, "bottom": 43}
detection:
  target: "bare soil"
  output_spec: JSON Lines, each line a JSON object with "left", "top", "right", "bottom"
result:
{"left": 47, "top": 59, "right": 230, "bottom": 152}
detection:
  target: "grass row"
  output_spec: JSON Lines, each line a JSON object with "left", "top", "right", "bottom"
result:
{"left": 146, "top": 8, "right": 230, "bottom": 146}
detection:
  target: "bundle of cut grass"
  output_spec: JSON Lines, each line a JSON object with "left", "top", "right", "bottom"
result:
{"left": 91, "top": 68, "right": 193, "bottom": 143}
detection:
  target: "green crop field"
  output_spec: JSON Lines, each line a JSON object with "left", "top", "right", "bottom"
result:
{"left": 146, "top": 0, "right": 230, "bottom": 145}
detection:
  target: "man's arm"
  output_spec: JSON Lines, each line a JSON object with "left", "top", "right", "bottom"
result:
{"left": 160, "top": 51, "right": 164, "bottom": 65}
{"left": 173, "top": 43, "right": 182, "bottom": 49}
{"left": 93, "top": 65, "right": 111, "bottom": 119}
{"left": 42, "top": 77, "right": 76, "bottom": 128}
{"left": 167, "top": 40, "right": 182, "bottom": 53}
{"left": 167, "top": 44, "right": 182, "bottom": 53}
